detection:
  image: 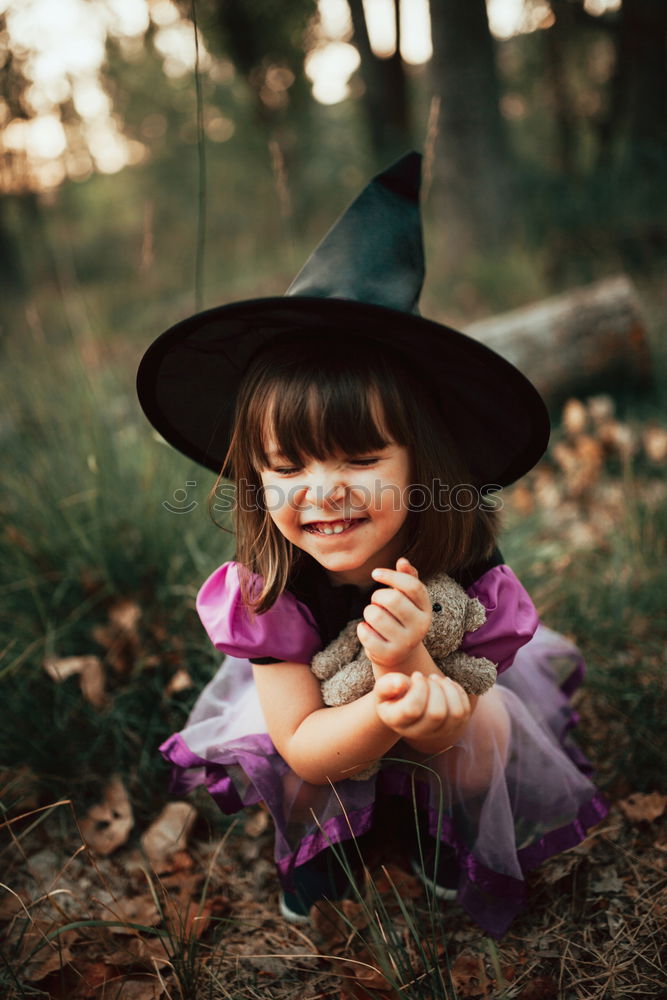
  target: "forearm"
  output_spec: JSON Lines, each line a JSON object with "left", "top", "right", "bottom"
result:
{"left": 286, "top": 692, "right": 400, "bottom": 785}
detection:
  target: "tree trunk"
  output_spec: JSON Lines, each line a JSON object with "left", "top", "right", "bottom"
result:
{"left": 598, "top": 0, "right": 667, "bottom": 174}
{"left": 465, "top": 274, "right": 651, "bottom": 406}
{"left": 428, "top": 0, "right": 513, "bottom": 257}
{"left": 346, "top": 0, "right": 411, "bottom": 165}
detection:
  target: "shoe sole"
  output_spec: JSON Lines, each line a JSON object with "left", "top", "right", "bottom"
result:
{"left": 279, "top": 894, "right": 311, "bottom": 925}
{"left": 410, "top": 858, "right": 458, "bottom": 901}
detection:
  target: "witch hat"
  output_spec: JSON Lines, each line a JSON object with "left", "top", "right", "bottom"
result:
{"left": 137, "top": 152, "right": 549, "bottom": 487}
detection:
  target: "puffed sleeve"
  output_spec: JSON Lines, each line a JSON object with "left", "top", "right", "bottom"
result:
{"left": 196, "top": 562, "right": 322, "bottom": 664}
{"left": 460, "top": 564, "right": 539, "bottom": 675}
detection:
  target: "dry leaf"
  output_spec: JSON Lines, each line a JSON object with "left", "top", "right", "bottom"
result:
{"left": 451, "top": 952, "right": 490, "bottom": 998}
{"left": 19, "top": 920, "right": 76, "bottom": 983}
{"left": 162, "top": 896, "right": 214, "bottom": 941}
{"left": 108, "top": 977, "right": 164, "bottom": 1000}
{"left": 518, "top": 978, "right": 560, "bottom": 1000}
{"left": 373, "top": 863, "right": 423, "bottom": 900}
{"left": 642, "top": 425, "right": 667, "bottom": 464}
{"left": 141, "top": 802, "right": 197, "bottom": 871}
{"left": 244, "top": 805, "right": 269, "bottom": 837}
{"left": 562, "top": 398, "right": 588, "bottom": 438}
{"left": 109, "top": 599, "right": 141, "bottom": 633}
{"left": 618, "top": 791, "right": 667, "bottom": 823}
{"left": 91, "top": 600, "right": 142, "bottom": 676}
{"left": 43, "top": 654, "right": 108, "bottom": 709}
{"left": 80, "top": 776, "right": 134, "bottom": 855}
{"left": 509, "top": 484, "right": 534, "bottom": 515}
{"left": 104, "top": 934, "right": 170, "bottom": 970}
{"left": 597, "top": 419, "right": 636, "bottom": 458}
{"left": 587, "top": 394, "right": 615, "bottom": 424}
{"left": 165, "top": 669, "right": 193, "bottom": 696}
{"left": 105, "top": 894, "right": 161, "bottom": 931}
{"left": 343, "top": 952, "right": 393, "bottom": 993}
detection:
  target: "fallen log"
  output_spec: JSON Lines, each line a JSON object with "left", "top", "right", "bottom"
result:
{"left": 464, "top": 274, "right": 652, "bottom": 406}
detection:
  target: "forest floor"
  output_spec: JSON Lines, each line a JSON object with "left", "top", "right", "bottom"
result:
{"left": 2, "top": 391, "right": 667, "bottom": 1000}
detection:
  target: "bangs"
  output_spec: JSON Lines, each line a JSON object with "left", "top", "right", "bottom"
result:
{"left": 236, "top": 335, "right": 414, "bottom": 472}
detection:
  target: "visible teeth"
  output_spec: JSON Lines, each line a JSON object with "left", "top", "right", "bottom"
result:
{"left": 308, "top": 520, "right": 353, "bottom": 535}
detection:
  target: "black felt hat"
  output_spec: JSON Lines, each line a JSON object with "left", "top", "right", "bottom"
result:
{"left": 137, "top": 151, "right": 549, "bottom": 487}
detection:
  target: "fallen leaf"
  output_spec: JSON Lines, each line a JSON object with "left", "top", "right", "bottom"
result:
{"left": 18, "top": 920, "right": 76, "bottom": 983}
{"left": 80, "top": 776, "right": 134, "bottom": 855}
{"left": 642, "top": 425, "right": 667, "bottom": 464}
{"left": 343, "top": 952, "right": 394, "bottom": 994}
{"left": 373, "top": 863, "right": 423, "bottom": 900}
{"left": 587, "top": 394, "right": 615, "bottom": 424}
{"left": 518, "top": 978, "right": 560, "bottom": 1000}
{"left": 141, "top": 802, "right": 197, "bottom": 872}
{"left": 451, "top": 952, "right": 490, "bottom": 998}
{"left": 165, "top": 669, "right": 193, "bottom": 696}
{"left": 539, "top": 851, "right": 580, "bottom": 884}
{"left": 162, "top": 896, "right": 213, "bottom": 941}
{"left": 562, "top": 398, "right": 589, "bottom": 438}
{"left": 244, "top": 805, "right": 269, "bottom": 838}
{"left": 590, "top": 867, "right": 624, "bottom": 894}
{"left": 43, "top": 654, "right": 108, "bottom": 709}
{"left": 618, "top": 791, "right": 667, "bottom": 824}
{"left": 108, "top": 977, "right": 164, "bottom": 1000}
{"left": 104, "top": 934, "right": 170, "bottom": 970}
{"left": 597, "top": 419, "right": 636, "bottom": 459}
{"left": 104, "top": 894, "right": 161, "bottom": 932}
{"left": 109, "top": 599, "right": 141, "bottom": 633}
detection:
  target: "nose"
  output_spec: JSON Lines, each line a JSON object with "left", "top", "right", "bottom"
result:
{"left": 305, "top": 468, "right": 345, "bottom": 509}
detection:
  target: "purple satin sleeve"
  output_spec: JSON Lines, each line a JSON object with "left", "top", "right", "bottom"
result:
{"left": 196, "top": 562, "right": 322, "bottom": 664}
{"left": 460, "top": 565, "right": 539, "bottom": 675}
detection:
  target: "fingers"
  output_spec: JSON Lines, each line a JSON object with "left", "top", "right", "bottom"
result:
{"left": 375, "top": 672, "right": 471, "bottom": 739}
{"left": 376, "top": 671, "right": 430, "bottom": 728}
{"left": 370, "top": 560, "right": 431, "bottom": 614}
{"left": 374, "top": 671, "right": 410, "bottom": 702}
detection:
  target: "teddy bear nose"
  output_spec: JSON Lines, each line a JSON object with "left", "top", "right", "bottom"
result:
{"left": 432, "top": 602, "right": 442, "bottom": 613}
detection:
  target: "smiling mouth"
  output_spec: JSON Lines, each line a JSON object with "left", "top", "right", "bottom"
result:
{"left": 303, "top": 519, "right": 366, "bottom": 536}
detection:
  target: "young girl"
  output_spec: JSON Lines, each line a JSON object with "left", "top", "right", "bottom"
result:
{"left": 137, "top": 153, "right": 608, "bottom": 937}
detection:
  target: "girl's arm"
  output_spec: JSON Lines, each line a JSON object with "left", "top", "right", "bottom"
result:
{"left": 252, "top": 659, "right": 401, "bottom": 785}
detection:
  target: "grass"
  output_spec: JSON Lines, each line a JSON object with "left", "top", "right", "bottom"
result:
{"left": 1, "top": 257, "right": 666, "bottom": 996}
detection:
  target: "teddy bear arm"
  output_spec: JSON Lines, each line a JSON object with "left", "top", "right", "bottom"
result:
{"left": 320, "top": 657, "right": 375, "bottom": 706}
{"left": 310, "top": 619, "right": 362, "bottom": 680}
{"left": 438, "top": 651, "right": 497, "bottom": 696}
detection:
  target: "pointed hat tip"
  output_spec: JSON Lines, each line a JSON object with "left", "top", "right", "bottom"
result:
{"left": 376, "top": 150, "right": 422, "bottom": 203}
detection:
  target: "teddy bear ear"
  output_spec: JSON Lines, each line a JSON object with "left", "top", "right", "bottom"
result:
{"left": 464, "top": 596, "right": 487, "bottom": 633}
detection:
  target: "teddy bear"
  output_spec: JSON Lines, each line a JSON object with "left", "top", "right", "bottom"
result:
{"left": 310, "top": 572, "right": 497, "bottom": 778}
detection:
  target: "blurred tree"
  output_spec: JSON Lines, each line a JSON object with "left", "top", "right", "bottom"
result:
{"left": 346, "top": 0, "right": 411, "bottom": 163}
{"left": 183, "top": 0, "right": 316, "bottom": 121}
{"left": 428, "top": 0, "right": 513, "bottom": 255}
{"left": 601, "top": 0, "right": 667, "bottom": 177}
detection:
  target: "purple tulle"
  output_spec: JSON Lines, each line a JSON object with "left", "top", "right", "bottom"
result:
{"left": 160, "top": 622, "right": 608, "bottom": 937}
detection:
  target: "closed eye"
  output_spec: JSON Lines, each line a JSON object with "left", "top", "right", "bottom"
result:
{"left": 349, "top": 457, "right": 379, "bottom": 466}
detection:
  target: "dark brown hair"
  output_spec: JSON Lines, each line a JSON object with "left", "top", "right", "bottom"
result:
{"left": 210, "top": 332, "right": 500, "bottom": 612}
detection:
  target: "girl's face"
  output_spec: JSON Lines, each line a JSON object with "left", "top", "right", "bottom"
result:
{"left": 259, "top": 436, "right": 412, "bottom": 587}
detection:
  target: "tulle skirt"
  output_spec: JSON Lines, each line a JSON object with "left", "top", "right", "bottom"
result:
{"left": 161, "top": 623, "right": 608, "bottom": 937}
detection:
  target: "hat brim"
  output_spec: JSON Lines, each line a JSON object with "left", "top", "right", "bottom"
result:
{"left": 137, "top": 296, "right": 550, "bottom": 487}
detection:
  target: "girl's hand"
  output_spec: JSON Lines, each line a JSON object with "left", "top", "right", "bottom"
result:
{"left": 373, "top": 670, "right": 473, "bottom": 747}
{"left": 356, "top": 557, "right": 432, "bottom": 674}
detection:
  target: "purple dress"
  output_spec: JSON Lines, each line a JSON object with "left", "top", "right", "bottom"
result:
{"left": 161, "top": 557, "right": 608, "bottom": 937}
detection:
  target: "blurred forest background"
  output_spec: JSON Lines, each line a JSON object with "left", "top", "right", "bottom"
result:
{"left": 1, "top": 1, "right": 667, "bottom": 996}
